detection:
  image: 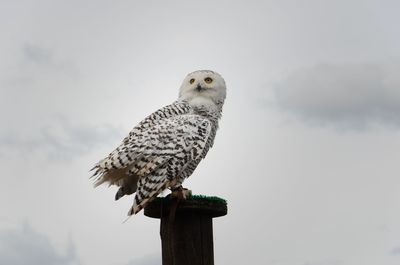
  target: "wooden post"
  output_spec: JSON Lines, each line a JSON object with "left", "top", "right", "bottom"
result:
{"left": 144, "top": 195, "right": 227, "bottom": 265}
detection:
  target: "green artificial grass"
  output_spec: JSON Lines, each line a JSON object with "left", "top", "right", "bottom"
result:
{"left": 145, "top": 193, "right": 228, "bottom": 218}
{"left": 189, "top": 194, "right": 227, "bottom": 204}
{"left": 154, "top": 194, "right": 227, "bottom": 205}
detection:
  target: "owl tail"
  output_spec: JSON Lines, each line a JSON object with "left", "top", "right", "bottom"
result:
{"left": 128, "top": 178, "right": 171, "bottom": 215}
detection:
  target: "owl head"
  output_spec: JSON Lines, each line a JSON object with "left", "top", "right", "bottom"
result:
{"left": 179, "top": 70, "right": 226, "bottom": 107}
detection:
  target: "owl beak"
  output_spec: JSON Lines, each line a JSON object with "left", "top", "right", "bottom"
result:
{"left": 196, "top": 84, "right": 204, "bottom": 92}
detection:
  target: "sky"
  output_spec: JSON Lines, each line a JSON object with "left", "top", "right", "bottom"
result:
{"left": 1, "top": 0, "right": 400, "bottom": 264}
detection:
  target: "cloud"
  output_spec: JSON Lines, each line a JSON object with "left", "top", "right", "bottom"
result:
{"left": 21, "top": 43, "right": 81, "bottom": 79}
{"left": 23, "top": 43, "right": 53, "bottom": 65}
{"left": 0, "top": 115, "right": 122, "bottom": 160}
{"left": 0, "top": 223, "right": 79, "bottom": 265}
{"left": 0, "top": 43, "right": 122, "bottom": 161}
{"left": 273, "top": 62, "right": 400, "bottom": 129}
{"left": 390, "top": 247, "right": 400, "bottom": 256}
{"left": 126, "top": 254, "right": 161, "bottom": 265}
{"left": 303, "top": 260, "right": 343, "bottom": 265}
{"left": 1, "top": 43, "right": 81, "bottom": 90}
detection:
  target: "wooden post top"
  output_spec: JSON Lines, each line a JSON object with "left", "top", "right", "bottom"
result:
{"left": 144, "top": 194, "right": 228, "bottom": 219}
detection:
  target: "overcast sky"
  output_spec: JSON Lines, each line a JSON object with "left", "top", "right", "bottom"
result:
{"left": 1, "top": 1, "right": 400, "bottom": 265}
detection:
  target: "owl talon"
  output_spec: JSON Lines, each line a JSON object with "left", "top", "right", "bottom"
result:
{"left": 171, "top": 187, "right": 192, "bottom": 200}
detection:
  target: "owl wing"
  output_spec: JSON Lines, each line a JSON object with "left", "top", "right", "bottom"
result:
{"left": 91, "top": 101, "right": 212, "bottom": 215}
{"left": 128, "top": 114, "right": 212, "bottom": 215}
{"left": 90, "top": 101, "right": 190, "bottom": 185}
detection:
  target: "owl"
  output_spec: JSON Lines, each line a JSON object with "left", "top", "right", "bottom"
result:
{"left": 91, "top": 70, "right": 226, "bottom": 215}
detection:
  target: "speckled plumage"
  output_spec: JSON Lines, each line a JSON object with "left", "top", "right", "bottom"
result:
{"left": 91, "top": 70, "right": 226, "bottom": 215}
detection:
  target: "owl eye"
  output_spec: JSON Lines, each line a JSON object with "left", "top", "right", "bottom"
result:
{"left": 189, "top": 78, "right": 195, "bottom": 84}
{"left": 204, "top": 77, "right": 213, "bottom": 84}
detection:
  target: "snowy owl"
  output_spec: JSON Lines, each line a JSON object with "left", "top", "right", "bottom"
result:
{"left": 91, "top": 70, "right": 226, "bottom": 215}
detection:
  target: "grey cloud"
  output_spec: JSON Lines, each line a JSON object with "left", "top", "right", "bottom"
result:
{"left": 0, "top": 115, "right": 122, "bottom": 160}
{"left": 23, "top": 43, "right": 53, "bottom": 65}
{"left": 0, "top": 43, "right": 123, "bottom": 161}
{"left": 303, "top": 260, "right": 343, "bottom": 265}
{"left": 0, "top": 223, "right": 79, "bottom": 265}
{"left": 2, "top": 43, "right": 81, "bottom": 89}
{"left": 390, "top": 247, "right": 400, "bottom": 256}
{"left": 126, "top": 254, "right": 161, "bottom": 265}
{"left": 273, "top": 62, "right": 400, "bottom": 129}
